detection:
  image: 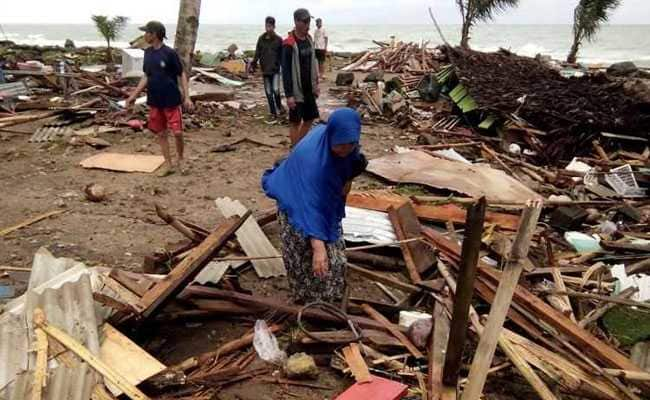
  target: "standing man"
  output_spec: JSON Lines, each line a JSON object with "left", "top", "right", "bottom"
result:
{"left": 126, "top": 21, "right": 193, "bottom": 177}
{"left": 250, "top": 16, "right": 284, "bottom": 120}
{"left": 314, "top": 18, "right": 328, "bottom": 77}
{"left": 282, "top": 8, "right": 320, "bottom": 145}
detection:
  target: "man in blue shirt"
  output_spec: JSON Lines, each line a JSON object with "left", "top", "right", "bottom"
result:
{"left": 126, "top": 21, "right": 193, "bottom": 176}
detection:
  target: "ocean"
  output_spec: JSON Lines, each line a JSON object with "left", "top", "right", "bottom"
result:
{"left": 2, "top": 23, "right": 649, "bottom": 67}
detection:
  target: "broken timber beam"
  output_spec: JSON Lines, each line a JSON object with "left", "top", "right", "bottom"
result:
{"left": 442, "top": 197, "right": 486, "bottom": 386}
{"left": 388, "top": 201, "right": 435, "bottom": 277}
{"left": 360, "top": 303, "right": 424, "bottom": 359}
{"left": 388, "top": 205, "right": 423, "bottom": 283}
{"left": 33, "top": 309, "right": 151, "bottom": 400}
{"left": 461, "top": 200, "right": 543, "bottom": 400}
{"left": 348, "top": 263, "right": 421, "bottom": 294}
{"left": 182, "top": 286, "right": 401, "bottom": 333}
{"left": 138, "top": 212, "right": 250, "bottom": 318}
{"left": 423, "top": 227, "right": 650, "bottom": 384}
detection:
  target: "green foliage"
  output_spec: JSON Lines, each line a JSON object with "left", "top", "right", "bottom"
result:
{"left": 456, "top": 0, "right": 521, "bottom": 23}
{"left": 91, "top": 15, "right": 129, "bottom": 44}
{"left": 573, "top": 0, "right": 621, "bottom": 43}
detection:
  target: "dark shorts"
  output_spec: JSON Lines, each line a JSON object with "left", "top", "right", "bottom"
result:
{"left": 289, "top": 95, "right": 320, "bottom": 123}
{"left": 315, "top": 49, "right": 327, "bottom": 63}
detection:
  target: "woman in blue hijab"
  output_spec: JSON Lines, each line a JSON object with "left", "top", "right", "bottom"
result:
{"left": 262, "top": 108, "right": 367, "bottom": 304}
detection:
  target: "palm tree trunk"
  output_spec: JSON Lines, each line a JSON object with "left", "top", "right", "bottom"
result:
{"left": 106, "top": 38, "right": 113, "bottom": 69}
{"left": 174, "top": 0, "right": 202, "bottom": 74}
{"left": 567, "top": 35, "right": 581, "bottom": 64}
{"left": 460, "top": 21, "right": 471, "bottom": 49}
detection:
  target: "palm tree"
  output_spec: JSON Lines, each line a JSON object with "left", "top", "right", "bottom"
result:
{"left": 456, "top": 0, "right": 520, "bottom": 49}
{"left": 91, "top": 15, "right": 129, "bottom": 66}
{"left": 174, "top": 0, "right": 202, "bottom": 74}
{"left": 567, "top": 0, "right": 621, "bottom": 64}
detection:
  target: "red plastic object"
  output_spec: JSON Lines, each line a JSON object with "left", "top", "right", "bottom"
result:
{"left": 335, "top": 375, "right": 408, "bottom": 400}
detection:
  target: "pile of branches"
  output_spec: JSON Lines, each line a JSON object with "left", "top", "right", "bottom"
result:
{"left": 444, "top": 47, "right": 650, "bottom": 161}
{"left": 342, "top": 41, "right": 441, "bottom": 73}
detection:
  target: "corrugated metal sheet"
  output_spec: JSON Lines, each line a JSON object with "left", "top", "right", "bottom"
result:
{"left": 0, "top": 81, "right": 29, "bottom": 98}
{"left": 0, "top": 274, "right": 100, "bottom": 400}
{"left": 342, "top": 206, "right": 397, "bottom": 244}
{"left": 216, "top": 197, "right": 286, "bottom": 278}
{"left": 0, "top": 250, "right": 104, "bottom": 400}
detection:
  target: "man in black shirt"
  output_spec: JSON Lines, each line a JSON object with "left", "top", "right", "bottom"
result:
{"left": 126, "top": 21, "right": 193, "bottom": 177}
{"left": 251, "top": 16, "right": 284, "bottom": 119}
{"left": 282, "top": 8, "right": 320, "bottom": 145}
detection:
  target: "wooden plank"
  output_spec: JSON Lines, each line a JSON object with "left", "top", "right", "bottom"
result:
{"left": 138, "top": 213, "right": 250, "bottom": 317}
{"left": 100, "top": 324, "right": 166, "bottom": 397}
{"left": 109, "top": 270, "right": 150, "bottom": 297}
{"left": 360, "top": 303, "right": 424, "bottom": 359}
{"left": 423, "top": 226, "right": 650, "bottom": 379}
{"left": 429, "top": 301, "right": 451, "bottom": 400}
{"left": 183, "top": 286, "right": 397, "bottom": 333}
{"left": 342, "top": 343, "right": 372, "bottom": 383}
{"left": 347, "top": 191, "right": 520, "bottom": 230}
{"left": 545, "top": 238, "right": 576, "bottom": 321}
{"left": 462, "top": 201, "right": 542, "bottom": 400}
{"left": 389, "top": 201, "right": 435, "bottom": 274}
{"left": 388, "top": 205, "right": 421, "bottom": 283}
{"left": 348, "top": 264, "right": 420, "bottom": 294}
{"left": 0, "top": 210, "right": 66, "bottom": 237}
{"left": 438, "top": 261, "right": 557, "bottom": 400}
{"left": 102, "top": 276, "right": 145, "bottom": 313}
{"left": 33, "top": 309, "right": 151, "bottom": 400}
{"left": 31, "top": 325, "right": 49, "bottom": 400}
{"left": 215, "top": 197, "right": 286, "bottom": 278}
{"left": 442, "top": 197, "right": 486, "bottom": 386}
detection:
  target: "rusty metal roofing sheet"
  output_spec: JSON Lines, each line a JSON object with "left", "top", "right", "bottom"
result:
{"left": 216, "top": 197, "right": 286, "bottom": 278}
{"left": 367, "top": 150, "right": 539, "bottom": 203}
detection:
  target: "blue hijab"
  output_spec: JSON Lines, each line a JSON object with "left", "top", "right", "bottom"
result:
{"left": 262, "top": 108, "right": 362, "bottom": 243}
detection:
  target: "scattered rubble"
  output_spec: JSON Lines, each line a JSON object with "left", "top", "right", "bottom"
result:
{"left": 1, "top": 37, "right": 650, "bottom": 400}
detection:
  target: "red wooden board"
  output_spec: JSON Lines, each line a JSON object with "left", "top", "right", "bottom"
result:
{"left": 335, "top": 375, "right": 408, "bottom": 400}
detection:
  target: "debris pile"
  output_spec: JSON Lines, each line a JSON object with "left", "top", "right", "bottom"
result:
{"left": 341, "top": 41, "right": 440, "bottom": 73}
{"left": 2, "top": 39, "right": 650, "bottom": 400}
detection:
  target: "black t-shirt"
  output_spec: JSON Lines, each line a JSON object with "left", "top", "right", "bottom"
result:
{"left": 296, "top": 38, "right": 313, "bottom": 95}
{"left": 143, "top": 45, "right": 183, "bottom": 108}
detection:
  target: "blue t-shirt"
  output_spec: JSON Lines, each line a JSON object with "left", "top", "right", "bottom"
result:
{"left": 143, "top": 45, "right": 183, "bottom": 109}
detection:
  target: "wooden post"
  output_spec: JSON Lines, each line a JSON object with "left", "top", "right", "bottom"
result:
{"left": 429, "top": 300, "right": 455, "bottom": 400}
{"left": 461, "top": 200, "right": 542, "bottom": 400}
{"left": 442, "top": 197, "right": 486, "bottom": 386}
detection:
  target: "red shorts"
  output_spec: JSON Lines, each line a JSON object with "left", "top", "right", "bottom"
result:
{"left": 148, "top": 106, "right": 183, "bottom": 135}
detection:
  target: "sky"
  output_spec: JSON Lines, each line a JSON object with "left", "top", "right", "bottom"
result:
{"left": 1, "top": 0, "right": 649, "bottom": 25}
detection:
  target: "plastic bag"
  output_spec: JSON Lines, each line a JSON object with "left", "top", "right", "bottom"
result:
{"left": 252, "top": 320, "right": 286, "bottom": 365}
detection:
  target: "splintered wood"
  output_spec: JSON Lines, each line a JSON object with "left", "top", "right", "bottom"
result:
{"left": 138, "top": 212, "right": 250, "bottom": 317}
{"left": 215, "top": 197, "right": 286, "bottom": 278}
{"left": 342, "top": 343, "right": 372, "bottom": 383}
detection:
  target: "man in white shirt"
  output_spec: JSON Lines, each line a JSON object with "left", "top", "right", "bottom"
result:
{"left": 313, "top": 18, "right": 328, "bottom": 76}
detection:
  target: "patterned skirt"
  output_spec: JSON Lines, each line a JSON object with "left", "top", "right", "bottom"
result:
{"left": 278, "top": 212, "right": 347, "bottom": 304}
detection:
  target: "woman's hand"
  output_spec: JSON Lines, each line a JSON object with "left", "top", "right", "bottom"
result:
{"left": 311, "top": 238, "right": 329, "bottom": 278}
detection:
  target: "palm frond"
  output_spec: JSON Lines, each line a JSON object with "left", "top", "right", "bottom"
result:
{"left": 473, "top": 0, "right": 521, "bottom": 22}
{"left": 91, "top": 15, "right": 129, "bottom": 42}
{"left": 574, "top": 0, "right": 621, "bottom": 42}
